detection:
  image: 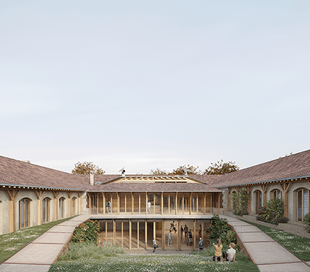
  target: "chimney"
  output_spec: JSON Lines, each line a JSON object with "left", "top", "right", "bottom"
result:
{"left": 90, "top": 173, "right": 95, "bottom": 186}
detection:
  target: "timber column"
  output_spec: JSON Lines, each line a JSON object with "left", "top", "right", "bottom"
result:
{"left": 6, "top": 190, "right": 19, "bottom": 233}
{"left": 260, "top": 184, "right": 268, "bottom": 205}
{"left": 53, "top": 191, "right": 60, "bottom": 220}
{"left": 35, "top": 190, "right": 44, "bottom": 225}
{"left": 280, "top": 182, "right": 291, "bottom": 218}
{"left": 246, "top": 187, "right": 251, "bottom": 214}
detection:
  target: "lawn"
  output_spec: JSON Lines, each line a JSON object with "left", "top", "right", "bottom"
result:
{"left": 49, "top": 242, "right": 259, "bottom": 272}
{"left": 242, "top": 220, "right": 310, "bottom": 261}
{"left": 0, "top": 216, "right": 74, "bottom": 263}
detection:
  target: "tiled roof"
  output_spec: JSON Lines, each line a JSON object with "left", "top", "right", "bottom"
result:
{"left": 216, "top": 149, "right": 310, "bottom": 188}
{"left": 89, "top": 182, "right": 220, "bottom": 193}
{"left": 0, "top": 155, "right": 90, "bottom": 190}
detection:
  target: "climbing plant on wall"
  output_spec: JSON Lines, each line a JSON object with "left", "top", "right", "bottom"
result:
{"left": 231, "top": 188, "right": 250, "bottom": 216}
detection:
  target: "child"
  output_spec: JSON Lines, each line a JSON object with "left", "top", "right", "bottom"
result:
{"left": 227, "top": 243, "right": 236, "bottom": 262}
{"left": 153, "top": 240, "right": 158, "bottom": 253}
{"left": 212, "top": 238, "right": 223, "bottom": 262}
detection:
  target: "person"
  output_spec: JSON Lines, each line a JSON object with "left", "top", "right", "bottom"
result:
{"left": 106, "top": 199, "right": 111, "bottom": 213}
{"left": 198, "top": 237, "right": 204, "bottom": 251}
{"left": 227, "top": 243, "right": 236, "bottom": 262}
{"left": 184, "top": 225, "right": 188, "bottom": 238}
{"left": 180, "top": 225, "right": 183, "bottom": 240}
{"left": 153, "top": 239, "right": 158, "bottom": 253}
{"left": 168, "top": 230, "right": 172, "bottom": 246}
{"left": 148, "top": 201, "right": 151, "bottom": 213}
{"left": 188, "top": 230, "right": 193, "bottom": 246}
{"left": 213, "top": 238, "right": 223, "bottom": 262}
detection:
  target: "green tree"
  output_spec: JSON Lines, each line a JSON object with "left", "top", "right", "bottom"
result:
{"left": 204, "top": 160, "right": 239, "bottom": 175}
{"left": 150, "top": 168, "right": 168, "bottom": 175}
{"left": 72, "top": 161, "right": 105, "bottom": 175}
{"left": 169, "top": 165, "right": 201, "bottom": 175}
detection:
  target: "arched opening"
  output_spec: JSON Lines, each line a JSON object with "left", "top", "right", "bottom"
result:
{"left": 254, "top": 190, "right": 262, "bottom": 213}
{"left": 59, "top": 197, "right": 66, "bottom": 219}
{"left": 71, "top": 197, "right": 77, "bottom": 216}
{"left": 297, "top": 188, "right": 309, "bottom": 222}
{"left": 270, "top": 189, "right": 282, "bottom": 200}
{"left": 42, "top": 197, "right": 51, "bottom": 223}
{"left": 19, "top": 198, "right": 31, "bottom": 229}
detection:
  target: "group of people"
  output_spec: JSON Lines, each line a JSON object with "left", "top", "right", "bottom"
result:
{"left": 180, "top": 225, "right": 193, "bottom": 246}
{"left": 213, "top": 238, "right": 236, "bottom": 262}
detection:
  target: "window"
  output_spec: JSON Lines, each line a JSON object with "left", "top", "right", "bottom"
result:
{"left": 42, "top": 197, "right": 51, "bottom": 223}
{"left": 19, "top": 198, "right": 31, "bottom": 229}
{"left": 255, "top": 190, "right": 262, "bottom": 213}
{"left": 297, "top": 189, "right": 309, "bottom": 222}
{"left": 59, "top": 197, "right": 65, "bottom": 219}
{"left": 271, "top": 189, "right": 282, "bottom": 200}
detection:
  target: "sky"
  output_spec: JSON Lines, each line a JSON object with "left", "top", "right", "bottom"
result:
{"left": 1, "top": 1, "right": 310, "bottom": 174}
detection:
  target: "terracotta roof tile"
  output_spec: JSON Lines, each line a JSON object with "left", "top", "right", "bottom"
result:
{"left": 216, "top": 149, "right": 310, "bottom": 187}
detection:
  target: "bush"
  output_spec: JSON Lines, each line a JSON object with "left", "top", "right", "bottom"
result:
{"left": 59, "top": 242, "right": 124, "bottom": 261}
{"left": 256, "top": 198, "right": 286, "bottom": 225}
{"left": 207, "top": 214, "right": 237, "bottom": 245}
{"left": 304, "top": 213, "right": 310, "bottom": 233}
{"left": 231, "top": 188, "right": 250, "bottom": 216}
{"left": 71, "top": 220, "right": 99, "bottom": 244}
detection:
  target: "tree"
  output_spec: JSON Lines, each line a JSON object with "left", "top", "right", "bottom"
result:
{"left": 169, "top": 164, "right": 201, "bottom": 175}
{"left": 72, "top": 161, "right": 105, "bottom": 175}
{"left": 204, "top": 160, "right": 239, "bottom": 175}
{"left": 150, "top": 168, "right": 168, "bottom": 175}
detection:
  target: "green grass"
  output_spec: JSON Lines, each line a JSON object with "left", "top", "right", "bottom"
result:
{"left": 49, "top": 242, "right": 259, "bottom": 272}
{"left": 242, "top": 220, "right": 310, "bottom": 261}
{"left": 0, "top": 216, "right": 75, "bottom": 263}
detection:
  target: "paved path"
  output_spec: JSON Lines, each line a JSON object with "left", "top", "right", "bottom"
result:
{"left": 1, "top": 215, "right": 309, "bottom": 272}
{"left": 221, "top": 215, "right": 310, "bottom": 272}
{"left": 0, "top": 215, "right": 91, "bottom": 272}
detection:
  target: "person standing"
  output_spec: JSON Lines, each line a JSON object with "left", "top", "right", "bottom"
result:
{"left": 148, "top": 201, "right": 151, "bottom": 213}
{"left": 168, "top": 230, "right": 172, "bottom": 246}
{"left": 153, "top": 240, "right": 158, "bottom": 253}
{"left": 198, "top": 237, "right": 204, "bottom": 251}
{"left": 106, "top": 199, "right": 111, "bottom": 213}
{"left": 180, "top": 225, "right": 183, "bottom": 240}
{"left": 188, "top": 230, "right": 193, "bottom": 246}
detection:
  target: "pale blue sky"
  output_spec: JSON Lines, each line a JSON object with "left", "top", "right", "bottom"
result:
{"left": 1, "top": 1, "right": 310, "bottom": 174}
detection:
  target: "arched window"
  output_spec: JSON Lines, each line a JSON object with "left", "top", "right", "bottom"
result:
{"left": 297, "top": 189, "right": 309, "bottom": 221}
{"left": 71, "top": 197, "right": 77, "bottom": 216}
{"left": 255, "top": 190, "right": 262, "bottom": 213}
{"left": 19, "top": 198, "right": 31, "bottom": 229}
{"left": 271, "top": 189, "right": 282, "bottom": 200}
{"left": 59, "top": 197, "right": 66, "bottom": 219}
{"left": 42, "top": 197, "right": 51, "bottom": 223}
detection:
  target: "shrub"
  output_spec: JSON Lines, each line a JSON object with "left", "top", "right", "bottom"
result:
{"left": 59, "top": 242, "right": 124, "bottom": 261}
{"left": 256, "top": 198, "right": 287, "bottom": 225}
{"left": 71, "top": 220, "right": 99, "bottom": 244}
{"left": 207, "top": 214, "right": 237, "bottom": 245}
{"left": 304, "top": 213, "right": 310, "bottom": 233}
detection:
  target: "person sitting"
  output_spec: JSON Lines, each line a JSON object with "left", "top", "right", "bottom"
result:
{"left": 213, "top": 238, "right": 223, "bottom": 262}
{"left": 198, "top": 237, "right": 204, "bottom": 251}
{"left": 227, "top": 242, "right": 236, "bottom": 262}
